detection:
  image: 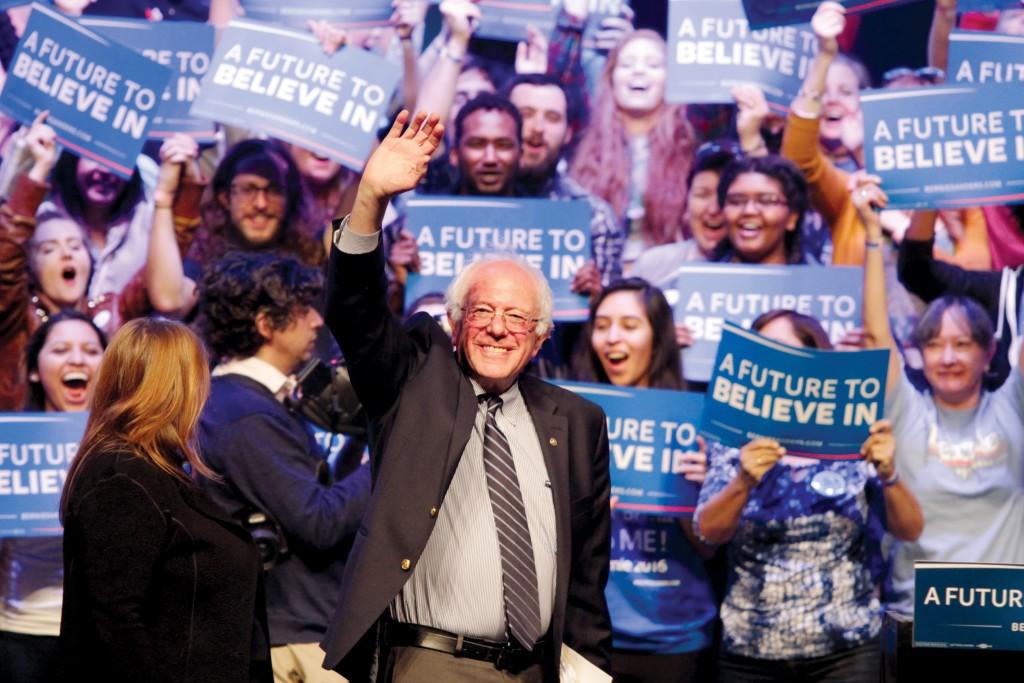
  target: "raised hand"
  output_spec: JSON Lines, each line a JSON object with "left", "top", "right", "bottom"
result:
{"left": 515, "top": 24, "right": 549, "bottom": 75}
{"left": 392, "top": 0, "right": 428, "bottom": 41}
{"left": 678, "top": 436, "right": 708, "bottom": 484}
{"left": 155, "top": 134, "right": 200, "bottom": 205}
{"left": 811, "top": 1, "right": 846, "bottom": 55}
{"left": 732, "top": 84, "right": 770, "bottom": 152}
{"left": 25, "top": 110, "right": 57, "bottom": 184}
{"left": 309, "top": 20, "right": 347, "bottom": 56}
{"left": 361, "top": 110, "right": 444, "bottom": 202}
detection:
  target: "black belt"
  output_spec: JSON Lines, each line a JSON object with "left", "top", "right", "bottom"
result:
{"left": 382, "top": 620, "right": 543, "bottom": 673}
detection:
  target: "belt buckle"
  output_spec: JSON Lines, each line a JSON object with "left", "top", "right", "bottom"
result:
{"left": 494, "top": 643, "right": 512, "bottom": 671}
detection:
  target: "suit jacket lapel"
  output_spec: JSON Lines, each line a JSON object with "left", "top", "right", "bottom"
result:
{"left": 518, "top": 375, "right": 571, "bottom": 644}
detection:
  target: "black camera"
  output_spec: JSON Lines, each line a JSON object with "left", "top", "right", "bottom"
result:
{"left": 237, "top": 508, "right": 289, "bottom": 571}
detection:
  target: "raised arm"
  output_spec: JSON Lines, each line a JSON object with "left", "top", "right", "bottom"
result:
{"left": 852, "top": 180, "right": 901, "bottom": 397}
{"left": 861, "top": 420, "right": 923, "bottom": 541}
{"left": 412, "top": 0, "right": 480, "bottom": 153}
{"left": 392, "top": 1, "right": 428, "bottom": 112}
{"left": 694, "top": 439, "right": 785, "bottom": 545}
{"left": 148, "top": 134, "right": 201, "bottom": 314}
{"left": 732, "top": 84, "right": 771, "bottom": 157}
{"left": 928, "top": 0, "right": 957, "bottom": 73}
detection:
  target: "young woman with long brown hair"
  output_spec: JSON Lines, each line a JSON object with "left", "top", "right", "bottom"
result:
{"left": 59, "top": 318, "right": 271, "bottom": 683}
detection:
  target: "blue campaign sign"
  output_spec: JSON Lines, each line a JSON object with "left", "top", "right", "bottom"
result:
{"left": 0, "top": 412, "right": 87, "bottom": 537}
{"left": 666, "top": 0, "right": 817, "bottom": 109}
{"left": 700, "top": 322, "right": 888, "bottom": 458}
{"left": 949, "top": 30, "right": 1024, "bottom": 88}
{"left": 740, "top": 0, "right": 916, "bottom": 29}
{"left": 673, "top": 263, "right": 862, "bottom": 382}
{"left": 557, "top": 382, "right": 703, "bottom": 517}
{"left": 958, "top": 1, "right": 1022, "bottom": 10}
{"left": 0, "top": 3, "right": 172, "bottom": 178}
{"left": 914, "top": 562, "right": 1024, "bottom": 651}
{"left": 403, "top": 196, "right": 591, "bottom": 321}
{"left": 862, "top": 85, "right": 1024, "bottom": 209}
{"left": 80, "top": 18, "right": 215, "bottom": 140}
{"left": 191, "top": 20, "right": 401, "bottom": 172}
{"left": 239, "top": 0, "right": 393, "bottom": 30}
{"left": 475, "top": 0, "right": 630, "bottom": 44}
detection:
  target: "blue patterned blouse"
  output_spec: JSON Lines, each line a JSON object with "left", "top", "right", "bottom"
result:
{"left": 695, "top": 442, "right": 884, "bottom": 660}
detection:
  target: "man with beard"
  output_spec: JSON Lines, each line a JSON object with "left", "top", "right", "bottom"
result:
{"left": 504, "top": 75, "right": 623, "bottom": 290}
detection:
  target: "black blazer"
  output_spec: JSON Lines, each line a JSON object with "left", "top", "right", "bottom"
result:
{"left": 61, "top": 450, "right": 271, "bottom": 683}
{"left": 321, "top": 243, "right": 612, "bottom": 680}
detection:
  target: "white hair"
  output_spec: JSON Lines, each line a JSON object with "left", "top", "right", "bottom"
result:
{"left": 445, "top": 253, "right": 554, "bottom": 337}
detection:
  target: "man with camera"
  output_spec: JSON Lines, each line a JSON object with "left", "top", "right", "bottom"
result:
{"left": 195, "top": 251, "right": 371, "bottom": 683}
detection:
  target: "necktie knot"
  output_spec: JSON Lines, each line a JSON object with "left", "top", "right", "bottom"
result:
{"left": 480, "top": 394, "right": 502, "bottom": 414}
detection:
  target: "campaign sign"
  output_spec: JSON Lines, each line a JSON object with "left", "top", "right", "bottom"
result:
{"left": 191, "top": 20, "right": 401, "bottom": 172}
{"left": 475, "top": 0, "right": 630, "bottom": 44}
{"left": 557, "top": 382, "right": 703, "bottom": 517}
{"left": 958, "top": 1, "right": 1023, "bottom": 10}
{"left": 239, "top": 0, "right": 393, "bottom": 30}
{"left": 0, "top": 412, "right": 87, "bottom": 537}
{"left": 0, "top": 4, "right": 172, "bottom": 178}
{"left": 666, "top": 0, "right": 817, "bottom": 109}
{"left": 673, "top": 263, "right": 862, "bottom": 382}
{"left": 80, "top": 18, "right": 215, "bottom": 140}
{"left": 949, "top": 30, "right": 1024, "bottom": 89}
{"left": 914, "top": 562, "right": 1024, "bottom": 651}
{"left": 701, "top": 322, "right": 888, "bottom": 457}
{"left": 740, "top": 0, "right": 916, "bottom": 29}
{"left": 861, "top": 85, "right": 1024, "bottom": 209}
{"left": 403, "top": 196, "right": 591, "bottom": 321}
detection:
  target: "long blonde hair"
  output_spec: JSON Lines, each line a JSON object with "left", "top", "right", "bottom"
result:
{"left": 61, "top": 319, "right": 213, "bottom": 515}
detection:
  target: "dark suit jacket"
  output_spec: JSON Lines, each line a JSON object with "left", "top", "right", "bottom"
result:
{"left": 61, "top": 450, "right": 271, "bottom": 683}
{"left": 321, "top": 242, "right": 612, "bottom": 680}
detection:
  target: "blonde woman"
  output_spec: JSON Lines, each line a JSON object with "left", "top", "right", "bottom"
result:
{"left": 60, "top": 319, "right": 270, "bottom": 683}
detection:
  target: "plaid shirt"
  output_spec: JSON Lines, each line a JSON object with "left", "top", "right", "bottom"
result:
{"left": 543, "top": 172, "right": 624, "bottom": 286}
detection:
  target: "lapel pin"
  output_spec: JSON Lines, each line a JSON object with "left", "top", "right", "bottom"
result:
{"left": 549, "top": 437, "right": 558, "bottom": 446}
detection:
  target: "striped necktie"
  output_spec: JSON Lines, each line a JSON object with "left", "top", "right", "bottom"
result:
{"left": 480, "top": 395, "right": 542, "bottom": 650}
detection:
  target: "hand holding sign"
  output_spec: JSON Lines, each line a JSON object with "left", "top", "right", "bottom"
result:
{"left": 850, "top": 177, "right": 887, "bottom": 241}
{"left": 860, "top": 419, "right": 895, "bottom": 479}
{"left": 738, "top": 437, "right": 785, "bottom": 484}
{"left": 363, "top": 110, "right": 444, "bottom": 201}
{"left": 732, "top": 84, "right": 771, "bottom": 153}
{"left": 308, "top": 20, "right": 348, "bottom": 56}
{"left": 678, "top": 435, "right": 708, "bottom": 484}
{"left": 25, "top": 110, "right": 57, "bottom": 184}
{"left": 154, "top": 133, "right": 199, "bottom": 206}
{"left": 811, "top": 2, "right": 846, "bottom": 55}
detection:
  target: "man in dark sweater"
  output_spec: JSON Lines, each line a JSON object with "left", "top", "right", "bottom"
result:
{"left": 195, "top": 251, "right": 371, "bottom": 683}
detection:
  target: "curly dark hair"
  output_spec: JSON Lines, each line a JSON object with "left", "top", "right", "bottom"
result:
{"left": 714, "top": 154, "right": 809, "bottom": 265}
{"left": 573, "top": 278, "right": 685, "bottom": 391}
{"left": 25, "top": 310, "right": 108, "bottom": 410}
{"left": 196, "top": 252, "right": 323, "bottom": 362}
{"left": 190, "top": 139, "right": 323, "bottom": 268}
{"left": 453, "top": 92, "right": 523, "bottom": 148}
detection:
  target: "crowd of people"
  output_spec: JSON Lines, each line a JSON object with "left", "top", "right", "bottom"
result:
{"left": 2, "top": 0, "right": 1024, "bottom": 681}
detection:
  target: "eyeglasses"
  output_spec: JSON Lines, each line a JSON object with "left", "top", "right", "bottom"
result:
{"left": 882, "top": 66, "right": 945, "bottom": 86}
{"left": 463, "top": 305, "right": 537, "bottom": 333}
{"left": 230, "top": 182, "right": 287, "bottom": 204}
{"left": 723, "top": 194, "right": 788, "bottom": 210}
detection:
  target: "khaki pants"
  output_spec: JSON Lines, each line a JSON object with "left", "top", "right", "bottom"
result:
{"left": 271, "top": 642, "right": 348, "bottom": 683}
{"left": 388, "top": 646, "right": 544, "bottom": 683}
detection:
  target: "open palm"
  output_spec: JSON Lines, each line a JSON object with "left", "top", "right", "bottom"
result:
{"left": 362, "top": 111, "right": 444, "bottom": 201}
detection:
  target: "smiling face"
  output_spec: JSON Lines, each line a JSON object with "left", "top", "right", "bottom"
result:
{"left": 76, "top": 158, "right": 125, "bottom": 210}
{"left": 450, "top": 261, "right": 548, "bottom": 395}
{"left": 611, "top": 35, "right": 667, "bottom": 117}
{"left": 921, "top": 310, "right": 992, "bottom": 410}
{"left": 509, "top": 83, "right": 571, "bottom": 178}
{"left": 32, "top": 319, "right": 104, "bottom": 412}
{"left": 219, "top": 172, "right": 287, "bottom": 246}
{"left": 591, "top": 290, "right": 654, "bottom": 388}
{"left": 30, "top": 218, "right": 91, "bottom": 307}
{"left": 723, "top": 172, "right": 798, "bottom": 265}
{"left": 686, "top": 169, "right": 726, "bottom": 256}
{"left": 451, "top": 109, "right": 521, "bottom": 195}
{"left": 821, "top": 61, "right": 862, "bottom": 146}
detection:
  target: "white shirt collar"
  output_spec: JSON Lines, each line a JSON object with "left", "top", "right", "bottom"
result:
{"left": 213, "top": 356, "right": 292, "bottom": 396}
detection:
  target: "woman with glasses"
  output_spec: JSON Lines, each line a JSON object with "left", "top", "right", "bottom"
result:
{"left": 573, "top": 278, "right": 716, "bottom": 682}
{"left": 712, "top": 155, "right": 812, "bottom": 266}
{"left": 695, "top": 309, "right": 923, "bottom": 682}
